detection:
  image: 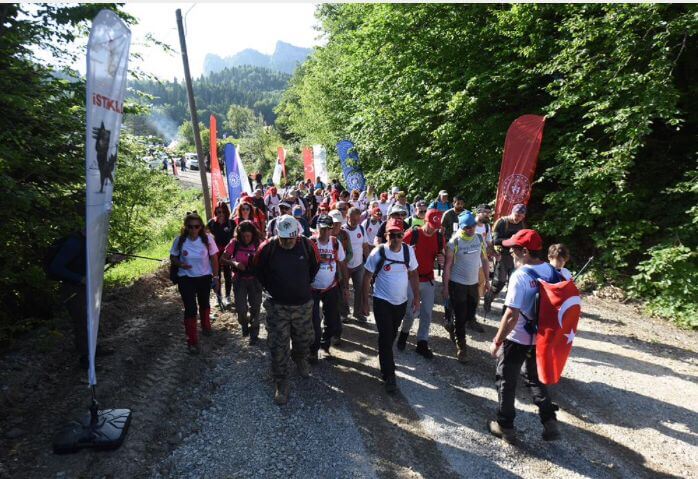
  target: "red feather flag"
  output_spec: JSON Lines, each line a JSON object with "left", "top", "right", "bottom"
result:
{"left": 209, "top": 115, "right": 228, "bottom": 212}
{"left": 303, "top": 147, "right": 315, "bottom": 183}
{"left": 535, "top": 279, "right": 581, "bottom": 384}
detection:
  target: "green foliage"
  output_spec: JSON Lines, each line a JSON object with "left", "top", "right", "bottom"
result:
{"left": 226, "top": 104, "right": 263, "bottom": 138}
{"left": 278, "top": 3, "right": 698, "bottom": 325}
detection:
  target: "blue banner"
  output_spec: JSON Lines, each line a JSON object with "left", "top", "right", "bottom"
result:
{"left": 336, "top": 140, "right": 366, "bottom": 191}
{"left": 224, "top": 143, "right": 243, "bottom": 206}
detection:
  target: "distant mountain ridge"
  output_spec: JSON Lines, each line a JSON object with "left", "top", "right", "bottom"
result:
{"left": 204, "top": 41, "right": 312, "bottom": 75}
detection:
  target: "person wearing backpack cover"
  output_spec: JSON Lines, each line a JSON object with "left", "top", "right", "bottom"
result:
{"left": 361, "top": 218, "right": 419, "bottom": 394}
{"left": 309, "top": 215, "right": 349, "bottom": 363}
{"left": 252, "top": 215, "right": 320, "bottom": 405}
{"left": 221, "top": 220, "right": 263, "bottom": 345}
{"left": 396, "top": 209, "right": 445, "bottom": 358}
{"left": 442, "top": 211, "right": 490, "bottom": 363}
{"left": 343, "top": 207, "right": 372, "bottom": 322}
{"left": 170, "top": 212, "right": 220, "bottom": 354}
{"left": 488, "top": 228, "right": 563, "bottom": 444}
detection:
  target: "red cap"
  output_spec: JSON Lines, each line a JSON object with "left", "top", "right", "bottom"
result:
{"left": 371, "top": 206, "right": 382, "bottom": 216}
{"left": 380, "top": 192, "right": 388, "bottom": 200}
{"left": 502, "top": 229, "right": 543, "bottom": 251}
{"left": 386, "top": 218, "right": 405, "bottom": 233}
{"left": 242, "top": 196, "right": 254, "bottom": 205}
{"left": 270, "top": 187, "right": 277, "bottom": 194}
{"left": 425, "top": 209, "right": 442, "bottom": 229}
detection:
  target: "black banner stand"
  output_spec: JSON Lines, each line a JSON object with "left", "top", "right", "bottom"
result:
{"left": 52, "top": 385, "right": 131, "bottom": 454}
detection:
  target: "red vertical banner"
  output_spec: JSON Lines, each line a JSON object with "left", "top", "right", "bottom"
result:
{"left": 209, "top": 115, "right": 227, "bottom": 213}
{"left": 277, "top": 147, "right": 286, "bottom": 179}
{"left": 303, "top": 147, "right": 315, "bottom": 183}
{"left": 495, "top": 115, "right": 546, "bottom": 219}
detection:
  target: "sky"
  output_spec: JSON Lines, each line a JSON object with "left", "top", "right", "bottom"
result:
{"left": 123, "top": 3, "right": 320, "bottom": 79}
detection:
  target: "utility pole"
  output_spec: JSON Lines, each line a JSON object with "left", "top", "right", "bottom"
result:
{"left": 176, "top": 8, "right": 212, "bottom": 220}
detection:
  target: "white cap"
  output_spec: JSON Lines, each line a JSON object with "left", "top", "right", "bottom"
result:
{"left": 391, "top": 186, "right": 400, "bottom": 194}
{"left": 328, "top": 209, "right": 343, "bottom": 224}
{"left": 277, "top": 215, "right": 299, "bottom": 238}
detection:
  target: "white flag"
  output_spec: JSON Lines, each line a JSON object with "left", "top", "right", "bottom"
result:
{"left": 235, "top": 146, "right": 252, "bottom": 195}
{"left": 313, "top": 145, "right": 328, "bottom": 184}
{"left": 85, "top": 10, "right": 131, "bottom": 386}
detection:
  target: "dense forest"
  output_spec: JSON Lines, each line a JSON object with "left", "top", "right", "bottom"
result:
{"left": 277, "top": 3, "right": 698, "bottom": 326}
{"left": 125, "top": 66, "right": 290, "bottom": 141}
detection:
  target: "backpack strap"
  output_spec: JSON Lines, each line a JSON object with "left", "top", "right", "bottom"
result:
{"left": 402, "top": 243, "right": 410, "bottom": 266}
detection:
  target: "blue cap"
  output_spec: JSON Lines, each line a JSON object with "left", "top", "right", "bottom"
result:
{"left": 458, "top": 211, "right": 476, "bottom": 229}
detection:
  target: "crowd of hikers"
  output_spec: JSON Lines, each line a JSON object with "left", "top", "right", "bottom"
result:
{"left": 49, "top": 175, "right": 575, "bottom": 444}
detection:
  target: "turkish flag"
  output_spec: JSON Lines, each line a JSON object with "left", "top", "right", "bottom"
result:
{"left": 535, "top": 279, "right": 581, "bottom": 384}
{"left": 494, "top": 115, "right": 545, "bottom": 219}
{"left": 303, "top": 147, "right": 315, "bottom": 183}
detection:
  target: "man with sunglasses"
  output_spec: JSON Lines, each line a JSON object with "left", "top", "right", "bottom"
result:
{"left": 373, "top": 203, "right": 408, "bottom": 246}
{"left": 362, "top": 218, "right": 419, "bottom": 394}
{"left": 442, "top": 211, "right": 490, "bottom": 363}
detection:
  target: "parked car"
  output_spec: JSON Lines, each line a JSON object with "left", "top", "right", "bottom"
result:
{"left": 185, "top": 153, "right": 199, "bottom": 170}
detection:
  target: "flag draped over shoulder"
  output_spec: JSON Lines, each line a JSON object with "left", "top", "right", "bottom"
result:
{"left": 209, "top": 115, "right": 228, "bottom": 211}
{"left": 224, "top": 143, "right": 251, "bottom": 207}
{"left": 336, "top": 140, "right": 366, "bottom": 192}
{"left": 495, "top": 115, "right": 545, "bottom": 219}
{"left": 85, "top": 9, "right": 131, "bottom": 386}
{"left": 303, "top": 147, "right": 315, "bottom": 183}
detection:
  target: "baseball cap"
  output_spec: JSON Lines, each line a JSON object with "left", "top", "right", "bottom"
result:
{"left": 476, "top": 203, "right": 492, "bottom": 213}
{"left": 512, "top": 203, "right": 527, "bottom": 214}
{"left": 292, "top": 205, "right": 303, "bottom": 217}
{"left": 277, "top": 215, "right": 299, "bottom": 238}
{"left": 371, "top": 206, "right": 382, "bottom": 216}
{"left": 416, "top": 199, "right": 427, "bottom": 208}
{"left": 458, "top": 211, "right": 476, "bottom": 229}
{"left": 502, "top": 229, "right": 542, "bottom": 251}
{"left": 278, "top": 201, "right": 292, "bottom": 210}
{"left": 317, "top": 215, "right": 333, "bottom": 229}
{"left": 386, "top": 218, "right": 405, "bottom": 233}
{"left": 425, "top": 209, "right": 443, "bottom": 229}
{"left": 328, "top": 209, "right": 343, "bottom": 224}
{"left": 388, "top": 204, "right": 408, "bottom": 216}
{"left": 439, "top": 190, "right": 448, "bottom": 196}
{"left": 391, "top": 186, "right": 400, "bottom": 195}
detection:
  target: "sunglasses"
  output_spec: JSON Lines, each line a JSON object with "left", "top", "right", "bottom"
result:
{"left": 338, "top": 208, "right": 348, "bottom": 212}
{"left": 389, "top": 232, "right": 404, "bottom": 239}
{"left": 187, "top": 224, "right": 202, "bottom": 230}
{"left": 241, "top": 206, "right": 251, "bottom": 210}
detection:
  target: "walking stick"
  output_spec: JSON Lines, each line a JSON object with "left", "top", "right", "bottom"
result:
{"left": 573, "top": 256, "right": 594, "bottom": 281}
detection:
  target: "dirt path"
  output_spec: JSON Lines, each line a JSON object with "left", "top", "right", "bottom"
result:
{"left": 0, "top": 270, "right": 695, "bottom": 478}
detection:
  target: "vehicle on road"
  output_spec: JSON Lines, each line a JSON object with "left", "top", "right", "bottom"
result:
{"left": 185, "top": 153, "right": 199, "bottom": 170}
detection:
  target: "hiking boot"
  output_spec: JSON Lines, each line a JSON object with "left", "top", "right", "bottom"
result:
{"left": 273, "top": 380, "right": 289, "bottom": 406}
{"left": 384, "top": 375, "right": 398, "bottom": 394}
{"left": 469, "top": 320, "right": 485, "bottom": 333}
{"left": 456, "top": 340, "right": 467, "bottom": 364}
{"left": 308, "top": 350, "right": 319, "bottom": 365}
{"left": 415, "top": 340, "right": 434, "bottom": 359}
{"left": 241, "top": 323, "right": 250, "bottom": 337}
{"left": 296, "top": 359, "right": 311, "bottom": 378}
{"left": 542, "top": 419, "right": 561, "bottom": 441}
{"left": 396, "top": 331, "right": 408, "bottom": 351}
{"left": 483, "top": 291, "right": 494, "bottom": 313}
{"left": 488, "top": 420, "right": 516, "bottom": 444}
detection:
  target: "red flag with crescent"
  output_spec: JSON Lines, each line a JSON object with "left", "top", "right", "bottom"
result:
{"left": 535, "top": 278, "right": 581, "bottom": 384}
{"left": 303, "top": 147, "right": 315, "bottom": 183}
{"left": 495, "top": 115, "right": 545, "bottom": 219}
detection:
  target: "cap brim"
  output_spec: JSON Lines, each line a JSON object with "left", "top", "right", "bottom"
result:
{"left": 501, "top": 238, "right": 518, "bottom": 248}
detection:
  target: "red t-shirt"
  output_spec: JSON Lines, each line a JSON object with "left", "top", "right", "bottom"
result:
{"left": 403, "top": 228, "right": 442, "bottom": 281}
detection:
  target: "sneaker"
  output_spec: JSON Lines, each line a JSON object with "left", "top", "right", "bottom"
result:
{"left": 225, "top": 295, "right": 232, "bottom": 305}
{"left": 542, "top": 419, "right": 561, "bottom": 441}
{"left": 274, "top": 380, "right": 289, "bottom": 406}
{"left": 396, "top": 331, "right": 408, "bottom": 351}
{"left": 384, "top": 375, "right": 398, "bottom": 394}
{"left": 488, "top": 420, "right": 516, "bottom": 444}
{"left": 241, "top": 323, "right": 250, "bottom": 337}
{"left": 415, "top": 340, "right": 434, "bottom": 359}
{"left": 296, "top": 359, "right": 311, "bottom": 378}
{"left": 469, "top": 320, "right": 485, "bottom": 333}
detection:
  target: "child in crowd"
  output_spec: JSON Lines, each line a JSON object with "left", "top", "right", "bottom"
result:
{"left": 548, "top": 243, "right": 572, "bottom": 280}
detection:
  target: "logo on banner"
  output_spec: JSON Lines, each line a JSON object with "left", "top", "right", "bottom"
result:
{"left": 228, "top": 171, "right": 241, "bottom": 188}
{"left": 91, "top": 121, "right": 117, "bottom": 193}
{"left": 345, "top": 170, "right": 364, "bottom": 191}
{"left": 502, "top": 174, "right": 530, "bottom": 204}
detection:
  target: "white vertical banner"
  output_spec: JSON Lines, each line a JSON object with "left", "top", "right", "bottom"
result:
{"left": 313, "top": 145, "right": 328, "bottom": 184}
{"left": 85, "top": 10, "right": 131, "bottom": 386}
{"left": 235, "top": 146, "right": 253, "bottom": 195}
{"left": 272, "top": 148, "right": 284, "bottom": 186}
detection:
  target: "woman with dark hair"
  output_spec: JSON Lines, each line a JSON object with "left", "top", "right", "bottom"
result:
{"left": 235, "top": 197, "right": 265, "bottom": 238}
{"left": 207, "top": 202, "right": 234, "bottom": 304}
{"left": 170, "top": 212, "right": 219, "bottom": 354}
{"left": 221, "top": 220, "right": 263, "bottom": 344}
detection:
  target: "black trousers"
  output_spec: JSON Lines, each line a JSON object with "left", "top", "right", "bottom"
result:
{"left": 177, "top": 275, "right": 212, "bottom": 317}
{"left": 496, "top": 340, "right": 557, "bottom": 428}
{"left": 373, "top": 297, "right": 407, "bottom": 379}
{"left": 311, "top": 286, "right": 341, "bottom": 352}
{"left": 491, "top": 253, "right": 515, "bottom": 294}
{"left": 448, "top": 281, "right": 479, "bottom": 342}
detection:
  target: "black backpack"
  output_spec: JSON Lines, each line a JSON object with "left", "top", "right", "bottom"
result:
{"left": 371, "top": 243, "right": 411, "bottom": 285}
{"left": 43, "top": 232, "right": 82, "bottom": 281}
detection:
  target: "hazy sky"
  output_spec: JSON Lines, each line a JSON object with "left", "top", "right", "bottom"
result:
{"left": 124, "top": 3, "right": 320, "bottom": 79}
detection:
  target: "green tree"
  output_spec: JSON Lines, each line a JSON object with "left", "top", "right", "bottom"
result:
{"left": 225, "top": 104, "right": 262, "bottom": 138}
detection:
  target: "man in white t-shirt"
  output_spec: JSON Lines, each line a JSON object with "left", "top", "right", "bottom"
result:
{"left": 343, "top": 207, "right": 371, "bottom": 322}
{"left": 488, "top": 228, "right": 562, "bottom": 444}
{"left": 361, "top": 206, "right": 384, "bottom": 244}
{"left": 309, "top": 215, "right": 348, "bottom": 362}
{"left": 362, "top": 218, "right": 419, "bottom": 394}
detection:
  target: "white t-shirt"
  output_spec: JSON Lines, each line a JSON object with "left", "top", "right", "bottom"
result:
{"left": 504, "top": 262, "right": 572, "bottom": 345}
{"left": 343, "top": 224, "right": 369, "bottom": 269}
{"left": 378, "top": 201, "right": 390, "bottom": 217}
{"left": 475, "top": 223, "right": 492, "bottom": 245}
{"left": 311, "top": 237, "right": 346, "bottom": 290}
{"left": 362, "top": 219, "right": 382, "bottom": 245}
{"left": 365, "top": 244, "right": 418, "bottom": 305}
{"left": 170, "top": 234, "right": 218, "bottom": 278}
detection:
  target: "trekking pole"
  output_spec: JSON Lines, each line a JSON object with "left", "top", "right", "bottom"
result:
{"left": 107, "top": 251, "right": 165, "bottom": 262}
{"left": 573, "top": 256, "right": 594, "bottom": 281}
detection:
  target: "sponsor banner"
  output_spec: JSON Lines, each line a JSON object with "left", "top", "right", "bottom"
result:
{"left": 85, "top": 9, "right": 131, "bottom": 385}
{"left": 494, "top": 115, "right": 545, "bottom": 219}
{"left": 312, "top": 145, "right": 328, "bottom": 184}
{"left": 336, "top": 139, "right": 366, "bottom": 192}
{"left": 303, "top": 147, "right": 315, "bottom": 183}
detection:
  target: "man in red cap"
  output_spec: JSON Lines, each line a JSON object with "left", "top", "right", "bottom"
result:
{"left": 396, "top": 209, "right": 445, "bottom": 358}
{"left": 488, "top": 228, "right": 561, "bottom": 444}
{"left": 362, "top": 218, "right": 419, "bottom": 394}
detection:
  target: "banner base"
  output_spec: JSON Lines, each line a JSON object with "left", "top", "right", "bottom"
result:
{"left": 53, "top": 398, "right": 131, "bottom": 454}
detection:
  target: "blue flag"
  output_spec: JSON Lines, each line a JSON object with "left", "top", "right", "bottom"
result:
{"left": 224, "top": 143, "right": 251, "bottom": 207}
{"left": 336, "top": 140, "right": 366, "bottom": 191}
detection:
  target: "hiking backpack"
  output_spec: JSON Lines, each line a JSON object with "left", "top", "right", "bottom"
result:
{"left": 371, "top": 243, "right": 411, "bottom": 285}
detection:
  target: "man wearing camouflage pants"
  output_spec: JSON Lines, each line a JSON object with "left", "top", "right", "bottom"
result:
{"left": 253, "top": 215, "right": 320, "bottom": 405}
